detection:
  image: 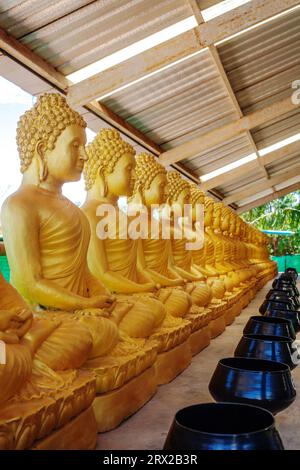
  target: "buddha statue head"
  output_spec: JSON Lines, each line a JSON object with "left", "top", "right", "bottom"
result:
{"left": 220, "top": 205, "right": 231, "bottom": 232}
{"left": 240, "top": 221, "right": 247, "bottom": 241}
{"left": 212, "top": 202, "right": 222, "bottom": 231}
{"left": 84, "top": 129, "right": 136, "bottom": 198}
{"left": 166, "top": 172, "right": 190, "bottom": 214}
{"left": 190, "top": 184, "right": 205, "bottom": 223}
{"left": 17, "top": 93, "right": 87, "bottom": 185}
{"left": 235, "top": 216, "right": 241, "bottom": 238}
{"left": 204, "top": 196, "right": 214, "bottom": 228}
{"left": 131, "top": 153, "right": 167, "bottom": 207}
{"left": 229, "top": 212, "right": 236, "bottom": 237}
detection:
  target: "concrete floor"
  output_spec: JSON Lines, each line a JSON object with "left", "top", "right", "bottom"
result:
{"left": 97, "top": 280, "right": 300, "bottom": 450}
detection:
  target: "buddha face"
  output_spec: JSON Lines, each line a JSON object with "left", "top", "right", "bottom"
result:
{"left": 171, "top": 188, "right": 190, "bottom": 212}
{"left": 204, "top": 202, "right": 213, "bottom": 227}
{"left": 235, "top": 219, "right": 241, "bottom": 236}
{"left": 39, "top": 124, "right": 87, "bottom": 183}
{"left": 144, "top": 173, "right": 167, "bottom": 207}
{"left": 229, "top": 215, "right": 236, "bottom": 235}
{"left": 105, "top": 152, "right": 135, "bottom": 197}
{"left": 221, "top": 209, "right": 230, "bottom": 231}
{"left": 212, "top": 204, "right": 221, "bottom": 230}
{"left": 191, "top": 195, "right": 204, "bottom": 223}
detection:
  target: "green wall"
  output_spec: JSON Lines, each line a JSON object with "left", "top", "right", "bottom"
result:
{"left": 272, "top": 254, "right": 300, "bottom": 273}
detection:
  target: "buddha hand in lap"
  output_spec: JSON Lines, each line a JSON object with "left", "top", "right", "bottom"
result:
{"left": 82, "top": 130, "right": 190, "bottom": 350}
{"left": 1, "top": 94, "right": 154, "bottom": 398}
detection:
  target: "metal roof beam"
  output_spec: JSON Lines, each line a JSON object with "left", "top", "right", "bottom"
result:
{"left": 237, "top": 181, "right": 300, "bottom": 214}
{"left": 223, "top": 164, "right": 300, "bottom": 204}
{"left": 197, "top": 139, "right": 300, "bottom": 191}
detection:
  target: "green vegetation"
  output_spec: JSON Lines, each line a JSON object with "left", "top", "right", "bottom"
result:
{"left": 242, "top": 191, "right": 300, "bottom": 256}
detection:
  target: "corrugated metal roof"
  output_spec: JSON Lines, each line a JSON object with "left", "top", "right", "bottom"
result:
{"left": 196, "top": 0, "right": 220, "bottom": 9}
{"left": 0, "top": 0, "right": 192, "bottom": 75}
{"left": 215, "top": 167, "right": 264, "bottom": 196}
{"left": 237, "top": 188, "right": 274, "bottom": 207}
{"left": 102, "top": 50, "right": 237, "bottom": 148}
{"left": 266, "top": 151, "right": 300, "bottom": 176}
{"left": 218, "top": 8, "right": 300, "bottom": 114}
{"left": 275, "top": 175, "right": 300, "bottom": 191}
{"left": 181, "top": 133, "right": 253, "bottom": 176}
{"left": 0, "top": 0, "right": 299, "bottom": 211}
{"left": 252, "top": 109, "right": 300, "bottom": 151}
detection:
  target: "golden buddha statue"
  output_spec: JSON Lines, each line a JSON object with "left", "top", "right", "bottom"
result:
{"left": 82, "top": 130, "right": 192, "bottom": 383}
{"left": 0, "top": 271, "right": 97, "bottom": 450}
{"left": 244, "top": 227, "right": 266, "bottom": 287}
{"left": 130, "top": 154, "right": 212, "bottom": 353}
{"left": 1, "top": 93, "right": 158, "bottom": 433}
{"left": 189, "top": 185, "right": 240, "bottom": 325}
{"left": 190, "top": 186, "right": 225, "bottom": 290}
{"left": 218, "top": 205, "right": 257, "bottom": 305}
{"left": 250, "top": 231, "right": 277, "bottom": 283}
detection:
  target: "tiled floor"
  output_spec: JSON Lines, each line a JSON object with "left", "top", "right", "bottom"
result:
{"left": 97, "top": 280, "right": 300, "bottom": 450}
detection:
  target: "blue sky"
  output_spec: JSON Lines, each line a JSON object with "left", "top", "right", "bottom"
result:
{"left": 0, "top": 76, "right": 95, "bottom": 212}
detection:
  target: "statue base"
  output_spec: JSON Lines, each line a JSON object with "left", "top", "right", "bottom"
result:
{"left": 224, "top": 304, "right": 236, "bottom": 326}
{"left": 155, "top": 339, "right": 192, "bottom": 385}
{"left": 209, "top": 315, "right": 226, "bottom": 338}
{"left": 234, "top": 298, "right": 243, "bottom": 317}
{"left": 93, "top": 366, "right": 157, "bottom": 432}
{"left": 189, "top": 325, "right": 210, "bottom": 356}
{"left": 31, "top": 406, "right": 97, "bottom": 450}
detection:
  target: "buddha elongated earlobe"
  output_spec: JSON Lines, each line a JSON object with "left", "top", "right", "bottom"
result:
{"left": 98, "top": 168, "right": 108, "bottom": 197}
{"left": 133, "top": 184, "right": 144, "bottom": 205}
{"left": 36, "top": 141, "right": 48, "bottom": 182}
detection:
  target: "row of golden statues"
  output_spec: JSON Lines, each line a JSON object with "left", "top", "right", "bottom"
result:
{"left": 0, "top": 94, "right": 277, "bottom": 449}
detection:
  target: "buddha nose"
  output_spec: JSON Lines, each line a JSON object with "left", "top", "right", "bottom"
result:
{"left": 80, "top": 147, "right": 88, "bottom": 162}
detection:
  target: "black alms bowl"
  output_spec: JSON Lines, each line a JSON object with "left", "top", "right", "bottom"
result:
{"left": 209, "top": 357, "right": 296, "bottom": 414}
{"left": 285, "top": 268, "right": 298, "bottom": 282}
{"left": 244, "top": 315, "right": 296, "bottom": 340}
{"left": 163, "top": 403, "right": 284, "bottom": 450}
{"left": 264, "top": 309, "right": 300, "bottom": 334}
{"left": 234, "top": 334, "right": 298, "bottom": 370}
{"left": 260, "top": 299, "right": 296, "bottom": 315}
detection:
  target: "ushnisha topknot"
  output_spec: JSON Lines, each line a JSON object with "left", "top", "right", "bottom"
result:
{"left": 221, "top": 204, "right": 232, "bottom": 217}
{"left": 166, "top": 171, "right": 190, "bottom": 203}
{"left": 204, "top": 195, "right": 214, "bottom": 208}
{"left": 133, "top": 153, "right": 166, "bottom": 194}
{"left": 84, "top": 128, "right": 135, "bottom": 190}
{"left": 189, "top": 183, "right": 205, "bottom": 205}
{"left": 16, "top": 93, "right": 86, "bottom": 173}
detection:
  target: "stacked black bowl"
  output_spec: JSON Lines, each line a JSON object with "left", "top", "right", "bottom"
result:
{"left": 164, "top": 268, "right": 298, "bottom": 450}
{"left": 260, "top": 268, "right": 300, "bottom": 333}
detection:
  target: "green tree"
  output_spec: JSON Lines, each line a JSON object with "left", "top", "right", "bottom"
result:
{"left": 242, "top": 190, "right": 300, "bottom": 256}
